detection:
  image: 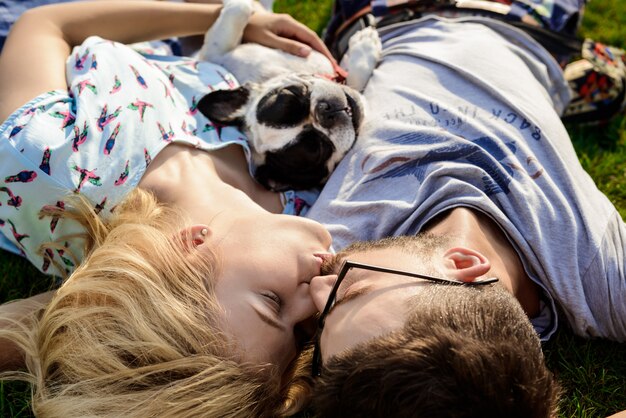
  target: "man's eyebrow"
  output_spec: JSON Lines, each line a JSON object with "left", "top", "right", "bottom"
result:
{"left": 326, "top": 286, "right": 372, "bottom": 317}
{"left": 252, "top": 306, "right": 286, "bottom": 332}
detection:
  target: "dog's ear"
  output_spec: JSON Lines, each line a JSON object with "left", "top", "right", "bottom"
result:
{"left": 197, "top": 85, "right": 251, "bottom": 125}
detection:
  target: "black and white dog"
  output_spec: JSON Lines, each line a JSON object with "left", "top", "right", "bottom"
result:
{"left": 196, "top": 0, "right": 380, "bottom": 191}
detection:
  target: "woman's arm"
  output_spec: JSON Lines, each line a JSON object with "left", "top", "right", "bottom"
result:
{"left": 0, "top": 1, "right": 225, "bottom": 121}
{"left": 181, "top": 0, "right": 337, "bottom": 68}
{"left": 242, "top": 11, "right": 335, "bottom": 62}
{"left": 0, "top": 291, "right": 54, "bottom": 371}
{"left": 0, "top": 0, "right": 334, "bottom": 121}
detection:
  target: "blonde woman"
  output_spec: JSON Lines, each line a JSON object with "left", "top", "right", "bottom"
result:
{"left": 0, "top": 1, "right": 334, "bottom": 416}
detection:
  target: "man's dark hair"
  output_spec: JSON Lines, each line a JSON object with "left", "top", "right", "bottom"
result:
{"left": 312, "top": 286, "right": 560, "bottom": 418}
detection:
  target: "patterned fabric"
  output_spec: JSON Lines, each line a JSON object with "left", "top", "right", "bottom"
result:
{"left": 562, "top": 39, "right": 626, "bottom": 124}
{"left": 0, "top": 37, "right": 317, "bottom": 276}
{"left": 370, "top": 0, "right": 585, "bottom": 34}
{"left": 325, "top": 0, "right": 586, "bottom": 46}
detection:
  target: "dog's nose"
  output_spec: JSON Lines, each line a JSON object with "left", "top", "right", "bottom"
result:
{"left": 315, "top": 99, "right": 350, "bottom": 128}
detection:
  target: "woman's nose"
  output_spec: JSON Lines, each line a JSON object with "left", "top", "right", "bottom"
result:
{"left": 309, "top": 274, "right": 337, "bottom": 312}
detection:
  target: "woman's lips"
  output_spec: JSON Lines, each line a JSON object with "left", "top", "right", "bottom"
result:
{"left": 314, "top": 253, "right": 336, "bottom": 275}
{"left": 314, "top": 253, "right": 334, "bottom": 263}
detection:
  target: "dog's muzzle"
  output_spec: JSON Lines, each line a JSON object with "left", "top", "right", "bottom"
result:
{"left": 315, "top": 98, "right": 354, "bottom": 130}
{"left": 254, "top": 129, "right": 335, "bottom": 191}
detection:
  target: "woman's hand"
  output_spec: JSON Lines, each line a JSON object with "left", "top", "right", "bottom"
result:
{"left": 0, "top": 291, "right": 54, "bottom": 371}
{"left": 243, "top": 11, "right": 337, "bottom": 66}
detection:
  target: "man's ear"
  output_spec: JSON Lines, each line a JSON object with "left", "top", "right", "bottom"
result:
{"left": 177, "top": 224, "right": 211, "bottom": 252}
{"left": 197, "top": 85, "right": 251, "bottom": 125}
{"left": 442, "top": 247, "right": 491, "bottom": 283}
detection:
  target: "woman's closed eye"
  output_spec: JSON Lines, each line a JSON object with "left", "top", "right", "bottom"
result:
{"left": 262, "top": 292, "right": 282, "bottom": 312}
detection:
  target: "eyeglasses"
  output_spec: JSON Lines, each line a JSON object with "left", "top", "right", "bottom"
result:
{"left": 310, "top": 260, "right": 498, "bottom": 377}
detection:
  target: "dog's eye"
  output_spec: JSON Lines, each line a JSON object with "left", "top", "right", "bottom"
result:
{"left": 257, "top": 86, "right": 310, "bottom": 127}
{"left": 276, "top": 89, "right": 298, "bottom": 101}
{"left": 276, "top": 84, "right": 308, "bottom": 103}
{"left": 283, "top": 85, "right": 307, "bottom": 97}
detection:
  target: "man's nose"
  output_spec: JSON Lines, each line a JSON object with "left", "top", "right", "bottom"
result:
{"left": 309, "top": 274, "right": 337, "bottom": 312}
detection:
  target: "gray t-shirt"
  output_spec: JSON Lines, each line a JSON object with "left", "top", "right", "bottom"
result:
{"left": 307, "top": 16, "right": 626, "bottom": 341}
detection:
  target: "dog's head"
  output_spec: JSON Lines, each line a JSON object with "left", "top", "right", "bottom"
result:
{"left": 197, "top": 73, "right": 365, "bottom": 191}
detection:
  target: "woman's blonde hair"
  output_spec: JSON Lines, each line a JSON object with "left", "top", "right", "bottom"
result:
{"left": 1, "top": 188, "right": 289, "bottom": 417}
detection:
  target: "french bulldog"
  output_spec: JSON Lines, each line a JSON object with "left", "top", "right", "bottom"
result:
{"left": 196, "top": 0, "right": 381, "bottom": 191}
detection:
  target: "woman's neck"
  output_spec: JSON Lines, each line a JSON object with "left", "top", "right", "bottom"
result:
{"left": 138, "top": 143, "right": 283, "bottom": 220}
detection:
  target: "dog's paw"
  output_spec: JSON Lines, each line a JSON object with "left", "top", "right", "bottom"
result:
{"left": 198, "top": 0, "right": 254, "bottom": 60}
{"left": 343, "top": 27, "right": 382, "bottom": 92}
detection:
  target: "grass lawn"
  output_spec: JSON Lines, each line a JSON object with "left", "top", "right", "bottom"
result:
{"left": 2, "top": 0, "right": 626, "bottom": 416}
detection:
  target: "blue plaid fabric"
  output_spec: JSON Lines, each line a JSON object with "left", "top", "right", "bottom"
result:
{"left": 325, "top": 0, "right": 587, "bottom": 47}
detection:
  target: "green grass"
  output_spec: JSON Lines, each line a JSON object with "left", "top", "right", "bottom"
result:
{"left": 274, "top": 0, "right": 334, "bottom": 35}
{"left": 1, "top": 0, "right": 626, "bottom": 416}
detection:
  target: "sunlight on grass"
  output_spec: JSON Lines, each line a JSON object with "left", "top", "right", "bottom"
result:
{"left": 541, "top": 2, "right": 626, "bottom": 416}
{"left": 0, "top": 382, "right": 32, "bottom": 418}
{"left": 274, "top": 0, "right": 334, "bottom": 35}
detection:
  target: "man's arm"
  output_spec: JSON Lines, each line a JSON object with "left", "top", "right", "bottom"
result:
{"left": 0, "top": 291, "right": 54, "bottom": 371}
{"left": 608, "top": 411, "right": 626, "bottom": 418}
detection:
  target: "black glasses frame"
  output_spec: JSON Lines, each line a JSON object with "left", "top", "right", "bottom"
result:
{"left": 310, "top": 260, "right": 498, "bottom": 377}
